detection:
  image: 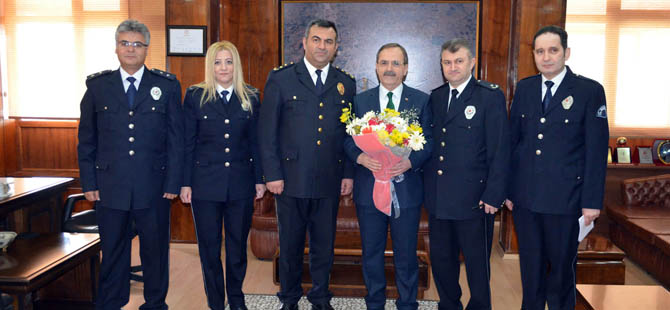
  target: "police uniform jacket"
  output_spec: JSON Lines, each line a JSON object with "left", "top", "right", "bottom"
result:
{"left": 343, "top": 85, "right": 433, "bottom": 209}
{"left": 509, "top": 66, "right": 609, "bottom": 215}
{"left": 258, "top": 61, "right": 355, "bottom": 199}
{"left": 182, "top": 86, "right": 263, "bottom": 202}
{"left": 423, "top": 77, "right": 510, "bottom": 220}
{"left": 77, "top": 67, "right": 184, "bottom": 210}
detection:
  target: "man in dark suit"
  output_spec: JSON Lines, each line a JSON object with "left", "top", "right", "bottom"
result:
{"left": 77, "top": 19, "right": 183, "bottom": 310}
{"left": 258, "top": 19, "right": 355, "bottom": 310}
{"left": 423, "top": 38, "right": 510, "bottom": 310}
{"left": 506, "top": 25, "right": 609, "bottom": 310}
{"left": 343, "top": 43, "right": 431, "bottom": 310}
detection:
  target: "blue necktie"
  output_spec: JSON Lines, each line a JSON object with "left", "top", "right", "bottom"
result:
{"left": 315, "top": 69, "right": 324, "bottom": 93}
{"left": 221, "top": 90, "right": 229, "bottom": 104}
{"left": 126, "top": 76, "right": 137, "bottom": 109}
{"left": 448, "top": 89, "right": 459, "bottom": 112}
{"left": 543, "top": 80, "right": 554, "bottom": 113}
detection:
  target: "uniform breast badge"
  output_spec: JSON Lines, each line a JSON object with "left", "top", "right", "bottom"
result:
{"left": 151, "top": 87, "right": 162, "bottom": 100}
{"left": 562, "top": 95, "right": 574, "bottom": 110}
{"left": 464, "top": 105, "right": 476, "bottom": 120}
{"left": 337, "top": 82, "right": 345, "bottom": 96}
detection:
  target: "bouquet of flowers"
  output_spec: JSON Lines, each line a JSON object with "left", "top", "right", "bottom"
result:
{"left": 341, "top": 107, "right": 426, "bottom": 217}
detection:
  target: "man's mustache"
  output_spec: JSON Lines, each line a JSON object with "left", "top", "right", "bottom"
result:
{"left": 383, "top": 71, "right": 396, "bottom": 77}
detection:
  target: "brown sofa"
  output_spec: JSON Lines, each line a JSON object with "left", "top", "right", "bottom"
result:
{"left": 249, "top": 193, "right": 431, "bottom": 297}
{"left": 607, "top": 174, "right": 670, "bottom": 288}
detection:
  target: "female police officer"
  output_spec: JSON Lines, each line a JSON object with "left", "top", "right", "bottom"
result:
{"left": 180, "top": 41, "right": 265, "bottom": 310}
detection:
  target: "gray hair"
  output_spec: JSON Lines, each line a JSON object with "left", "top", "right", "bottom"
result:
{"left": 376, "top": 43, "right": 408, "bottom": 65}
{"left": 304, "top": 19, "right": 338, "bottom": 41}
{"left": 441, "top": 38, "right": 474, "bottom": 59}
{"left": 115, "top": 19, "right": 151, "bottom": 45}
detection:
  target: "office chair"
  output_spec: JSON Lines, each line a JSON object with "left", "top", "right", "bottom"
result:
{"left": 62, "top": 193, "right": 144, "bottom": 282}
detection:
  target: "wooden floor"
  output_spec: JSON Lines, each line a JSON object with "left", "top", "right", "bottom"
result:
{"left": 125, "top": 223, "right": 661, "bottom": 309}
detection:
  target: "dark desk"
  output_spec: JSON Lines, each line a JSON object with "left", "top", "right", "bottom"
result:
{"left": 0, "top": 177, "right": 74, "bottom": 233}
{"left": 0, "top": 233, "right": 100, "bottom": 310}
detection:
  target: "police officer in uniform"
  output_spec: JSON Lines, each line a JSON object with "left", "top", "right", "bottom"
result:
{"left": 258, "top": 19, "right": 355, "bottom": 310}
{"left": 77, "top": 19, "right": 183, "bottom": 310}
{"left": 506, "top": 25, "right": 608, "bottom": 310}
{"left": 180, "top": 41, "right": 265, "bottom": 310}
{"left": 423, "top": 38, "right": 510, "bottom": 310}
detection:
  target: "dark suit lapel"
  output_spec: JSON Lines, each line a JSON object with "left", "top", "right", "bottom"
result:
{"left": 546, "top": 68, "right": 575, "bottom": 115}
{"left": 208, "top": 91, "right": 229, "bottom": 117}
{"left": 106, "top": 70, "right": 128, "bottom": 110}
{"left": 134, "top": 66, "right": 153, "bottom": 110}
{"left": 398, "top": 84, "right": 412, "bottom": 112}
{"left": 367, "top": 87, "right": 381, "bottom": 114}
{"left": 527, "top": 76, "right": 543, "bottom": 116}
{"left": 227, "top": 90, "right": 244, "bottom": 117}
{"left": 295, "top": 61, "right": 319, "bottom": 96}
{"left": 445, "top": 77, "right": 476, "bottom": 124}
{"left": 322, "top": 66, "right": 339, "bottom": 95}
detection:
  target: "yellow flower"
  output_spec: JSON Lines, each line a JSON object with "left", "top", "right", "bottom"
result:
{"left": 376, "top": 129, "right": 389, "bottom": 141}
{"left": 409, "top": 123, "right": 423, "bottom": 134}
{"left": 340, "top": 108, "right": 351, "bottom": 123}
{"left": 384, "top": 108, "right": 400, "bottom": 117}
{"left": 390, "top": 129, "right": 404, "bottom": 145}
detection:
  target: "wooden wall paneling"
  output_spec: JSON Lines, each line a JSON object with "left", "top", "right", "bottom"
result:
{"left": 507, "top": 0, "right": 566, "bottom": 100}
{"left": 166, "top": 0, "right": 216, "bottom": 243}
{"left": 3, "top": 118, "right": 19, "bottom": 176}
{"left": 166, "top": 0, "right": 212, "bottom": 94}
{"left": 479, "top": 0, "right": 512, "bottom": 100}
{"left": 220, "top": 0, "right": 279, "bottom": 94}
{"left": 16, "top": 120, "right": 79, "bottom": 177}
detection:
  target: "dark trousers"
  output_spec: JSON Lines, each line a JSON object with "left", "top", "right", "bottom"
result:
{"left": 357, "top": 205, "right": 421, "bottom": 310}
{"left": 513, "top": 206, "right": 579, "bottom": 310}
{"left": 275, "top": 195, "right": 339, "bottom": 305}
{"left": 429, "top": 214, "right": 495, "bottom": 310}
{"left": 96, "top": 202, "right": 170, "bottom": 310}
{"left": 191, "top": 198, "right": 253, "bottom": 310}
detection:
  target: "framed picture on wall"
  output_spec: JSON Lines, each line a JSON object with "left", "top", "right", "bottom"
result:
{"left": 167, "top": 25, "right": 207, "bottom": 56}
{"left": 280, "top": 0, "right": 481, "bottom": 94}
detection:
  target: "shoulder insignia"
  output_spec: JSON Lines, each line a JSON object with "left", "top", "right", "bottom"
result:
{"left": 573, "top": 72, "right": 599, "bottom": 84}
{"left": 519, "top": 73, "right": 541, "bottom": 82}
{"left": 86, "top": 69, "right": 112, "bottom": 80}
{"left": 272, "top": 62, "right": 295, "bottom": 72}
{"left": 477, "top": 80, "right": 500, "bottom": 91}
{"left": 333, "top": 66, "right": 355, "bottom": 81}
{"left": 150, "top": 68, "right": 176, "bottom": 80}
{"left": 431, "top": 83, "right": 449, "bottom": 92}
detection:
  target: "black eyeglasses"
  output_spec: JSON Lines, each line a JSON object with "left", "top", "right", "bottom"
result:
{"left": 118, "top": 40, "right": 148, "bottom": 48}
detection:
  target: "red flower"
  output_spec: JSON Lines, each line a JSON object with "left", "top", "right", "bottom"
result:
{"left": 362, "top": 127, "right": 373, "bottom": 134}
{"left": 368, "top": 118, "right": 380, "bottom": 126}
{"left": 385, "top": 123, "right": 395, "bottom": 133}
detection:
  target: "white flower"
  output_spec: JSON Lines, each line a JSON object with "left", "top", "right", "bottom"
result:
{"left": 407, "top": 133, "right": 426, "bottom": 151}
{"left": 362, "top": 111, "right": 376, "bottom": 122}
{"left": 389, "top": 117, "right": 407, "bottom": 132}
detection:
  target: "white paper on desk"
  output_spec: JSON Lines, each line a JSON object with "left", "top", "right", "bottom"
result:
{"left": 578, "top": 216, "right": 594, "bottom": 242}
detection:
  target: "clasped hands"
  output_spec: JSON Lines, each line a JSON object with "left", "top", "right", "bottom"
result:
{"left": 356, "top": 153, "right": 411, "bottom": 177}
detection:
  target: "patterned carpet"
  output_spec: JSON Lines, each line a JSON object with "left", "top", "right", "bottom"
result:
{"left": 229, "top": 294, "right": 438, "bottom": 309}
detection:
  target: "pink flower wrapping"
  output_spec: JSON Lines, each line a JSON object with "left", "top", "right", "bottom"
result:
{"left": 353, "top": 133, "right": 405, "bottom": 216}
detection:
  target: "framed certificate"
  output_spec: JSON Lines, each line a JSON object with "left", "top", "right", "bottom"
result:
{"left": 616, "top": 147, "right": 631, "bottom": 164}
{"left": 167, "top": 25, "right": 207, "bottom": 56}
{"left": 637, "top": 146, "right": 653, "bottom": 164}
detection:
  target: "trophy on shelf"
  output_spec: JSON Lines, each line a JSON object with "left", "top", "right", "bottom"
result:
{"left": 615, "top": 137, "right": 631, "bottom": 164}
